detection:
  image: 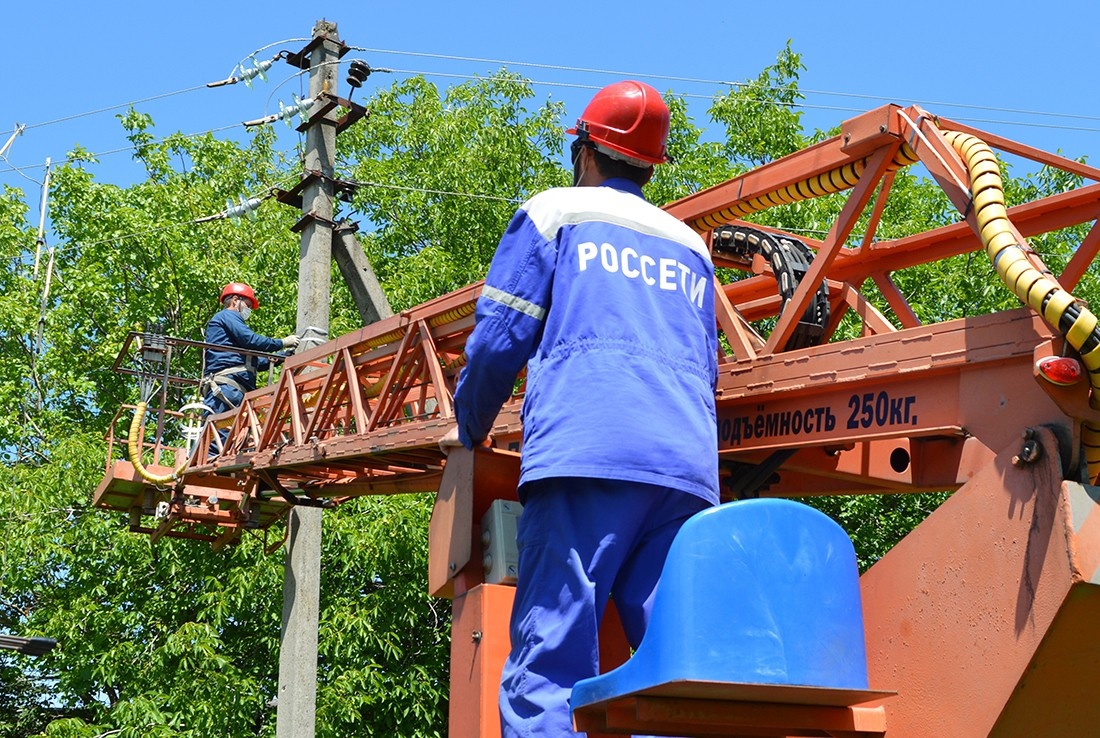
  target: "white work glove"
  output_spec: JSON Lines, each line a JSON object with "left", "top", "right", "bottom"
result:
{"left": 438, "top": 426, "right": 464, "bottom": 455}
{"left": 281, "top": 334, "right": 301, "bottom": 349}
{"left": 439, "top": 426, "right": 493, "bottom": 455}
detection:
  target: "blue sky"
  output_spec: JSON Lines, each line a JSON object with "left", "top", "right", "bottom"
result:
{"left": 3, "top": 1, "right": 1098, "bottom": 211}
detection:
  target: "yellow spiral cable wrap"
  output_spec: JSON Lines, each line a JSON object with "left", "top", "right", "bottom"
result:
{"left": 362, "top": 302, "right": 476, "bottom": 350}
{"left": 691, "top": 144, "right": 919, "bottom": 232}
{"left": 128, "top": 401, "right": 191, "bottom": 485}
{"left": 444, "top": 352, "right": 468, "bottom": 373}
{"left": 431, "top": 303, "right": 476, "bottom": 327}
{"left": 943, "top": 130, "right": 1100, "bottom": 482}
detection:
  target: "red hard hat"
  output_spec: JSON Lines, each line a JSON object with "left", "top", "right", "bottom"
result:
{"left": 567, "top": 80, "right": 670, "bottom": 166}
{"left": 220, "top": 282, "right": 258, "bottom": 309}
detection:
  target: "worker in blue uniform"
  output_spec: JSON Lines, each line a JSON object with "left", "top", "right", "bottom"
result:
{"left": 202, "top": 282, "right": 299, "bottom": 453}
{"left": 440, "top": 80, "right": 720, "bottom": 737}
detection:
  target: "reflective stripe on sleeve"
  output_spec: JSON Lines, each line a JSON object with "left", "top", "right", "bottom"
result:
{"left": 482, "top": 285, "right": 547, "bottom": 321}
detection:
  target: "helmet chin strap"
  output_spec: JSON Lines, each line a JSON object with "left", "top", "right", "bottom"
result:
{"left": 573, "top": 154, "right": 588, "bottom": 187}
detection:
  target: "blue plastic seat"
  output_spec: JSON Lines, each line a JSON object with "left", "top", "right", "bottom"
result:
{"left": 572, "top": 498, "right": 870, "bottom": 711}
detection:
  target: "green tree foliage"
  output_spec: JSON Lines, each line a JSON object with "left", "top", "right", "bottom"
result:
{"left": 0, "top": 101, "right": 445, "bottom": 734}
{"left": 316, "top": 496, "right": 448, "bottom": 737}
{"left": 0, "top": 187, "right": 45, "bottom": 461}
{"left": 710, "top": 40, "right": 807, "bottom": 167}
{"left": 339, "top": 72, "right": 569, "bottom": 311}
{"left": 646, "top": 94, "right": 736, "bottom": 205}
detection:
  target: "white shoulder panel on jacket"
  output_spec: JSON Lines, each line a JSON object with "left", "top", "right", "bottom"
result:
{"left": 522, "top": 186, "right": 710, "bottom": 262}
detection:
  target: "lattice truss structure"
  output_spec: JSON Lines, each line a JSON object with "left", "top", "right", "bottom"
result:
{"left": 96, "top": 103, "right": 1100, "bottom": 548}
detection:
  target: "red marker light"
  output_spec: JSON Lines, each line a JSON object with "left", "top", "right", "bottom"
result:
{"left": 1036, "top": 356, "right": 1084, "bottom": 386}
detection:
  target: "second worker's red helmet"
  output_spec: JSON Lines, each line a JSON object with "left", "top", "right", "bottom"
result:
{"left": 220, "top": 282, "right": 258, "bottom": 310}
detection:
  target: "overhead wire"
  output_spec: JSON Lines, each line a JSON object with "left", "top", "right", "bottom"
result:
{"left": 0, "top": 506, "right": 89, "bottom": 524}
{"left": 345, "top": 178, "right": 522, "bottom": 204}
{"left": 0, "top": 122, "right": 255, "bottom": 179}
{"left": 3, "top": 43, "right": 1095, "bottom": 148}
{"left": 24, "top": 177, "right": 522, "bottom": 263}
{"left": 0, "top": 40, "right": 305, "bottom": 141}
{"left": 226, "top": 37, "right": 310, "bottom": 79}
{"left": 0, "top": 42, "right": 1092, "bottom": 263}
{"left": 0, "top": 152, "right": 45, "bottom": 187}
{"left": 0, "top": 47, "right": 1094, "bottom": 192}
{"left": 381, "top": 67, "right": 1100, "bottom": 135}
{"left": 263, "top": 61, "right": 322, "bottom": 114}
{"left": 356, "top": 46, "right": 1100, "bottom": 125}
{"left": 0, "top": 85, "right": 211, "bottom": 140}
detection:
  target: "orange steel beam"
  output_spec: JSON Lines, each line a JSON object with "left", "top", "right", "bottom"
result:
{"left": 1060, "top": 219, "right": 1100, "bottom": 291}
{"left": 664, "top": 104, "right": 912, "bottom": 232}
{"left": 933, "top": 115, "right": 1100, "bottom": 182}
{"left": 898, "top": 107, "right": 973, "bottom": 214}
{"left": 765, "top": 143, "right": 902, "bottom": 353}
{"left": 870, "top": 272, "right": 921, "bottom": 329}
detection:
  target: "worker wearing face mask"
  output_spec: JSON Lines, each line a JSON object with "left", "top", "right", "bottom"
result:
{"left": 201, "top": 282, "right": 299, "bottom": 424}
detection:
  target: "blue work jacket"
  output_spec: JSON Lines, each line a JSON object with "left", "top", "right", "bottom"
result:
{"left": 203, "top": 309, "right": 284, "bottom": 392}
{"left": 453, "top": 179, "right": 720, "bottom": 503}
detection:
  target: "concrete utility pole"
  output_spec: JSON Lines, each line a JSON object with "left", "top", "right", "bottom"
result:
{"left": 276, "top": 19, "right": 340, "bottom": 738}
{"left": 334, "top": 221, "right": 393, "bottom": 324}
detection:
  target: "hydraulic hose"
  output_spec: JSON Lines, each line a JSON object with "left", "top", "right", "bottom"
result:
{"left": 128, "top": 400, "right": 191, "bottom": 485}
{"left": 363, "top": 302, "right": 477, "bottom": 350}
{"left": 943, "top": 130, "right": 1100, "bottom": 482}
{"left": 690, "top": 145, "right": 919, "bottom": 232}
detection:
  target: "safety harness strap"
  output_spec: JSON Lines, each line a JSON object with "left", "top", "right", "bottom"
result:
{"left": 200, "top": 365, "right": 249, "bottom": 406}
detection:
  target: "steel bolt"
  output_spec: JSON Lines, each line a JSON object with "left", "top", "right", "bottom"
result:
{"left": 1013, "top": 438, "right": 1042, "bottom": 467}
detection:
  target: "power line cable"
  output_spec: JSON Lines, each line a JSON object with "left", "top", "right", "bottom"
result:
{"left": 357, "top": 46, "right": 1100, "bottom": 124}
{"left": 0, "top": 48, "right": 352, "bottom": 142}
{"left": 0, "top": 152, "right": 44, "bottom": 186}
{"left": 0, "top": 39, "right": 309, "bottom": 140}
{"left": 0, "top": 85, "right": 210, "bottom": 139}
{"left": 227, "top": 37, "right": 310, "bottom": 79}
{"left": 2, "top": 43, "right": 1096, "bottom": 148}
{"left": 10, "top": 175, "right": 524, "bottom": 266}
{"left": 0, "top": 56, "right": 1092, "bottom": 255}
{"left": 2, "top": 51, "right": 1095, "bottom": 181}
{"left": 351, "top": 46, "right": 746, "bottom": 88}
{"left": 346, "top": 178, "right": 523, "bottom": 204}
{"left": 1, "top": 63, "right": 380, "bottom": 177}
{"left": 261, "top": 59, "right": 393, "bottom": 119}
{"left": 0, "top": 507, "right": 88, "bottom": 525}
{"left": 0, "top": 122, "right": 248, "bottom": 178}
{"left": 381, "top": 67, "right": 1100, "bottom": 135}
{"left": 385, "top": 66, "right": 863, "bottom": 110}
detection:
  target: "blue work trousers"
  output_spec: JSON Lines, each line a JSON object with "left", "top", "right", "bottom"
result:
{"left": 500, "top": 477, "right": 710, "bottom": 737}
{"left": 203, "top": 383, "right": 243, "bottom": 457}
